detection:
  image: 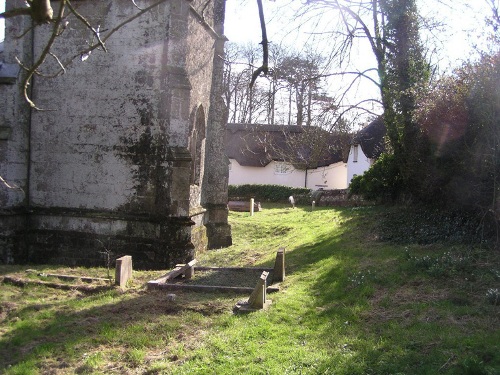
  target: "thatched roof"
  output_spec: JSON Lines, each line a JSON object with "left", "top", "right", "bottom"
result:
{"left": 226, "top": 123, "right": 346, "bottom": 169}
{"left": 353, "top": 117, "right": 386, "bottom": 159}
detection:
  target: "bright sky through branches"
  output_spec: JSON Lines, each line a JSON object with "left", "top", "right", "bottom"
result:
{"left": 1, "top": 0, "right": 491, "bottom": 62}
{"left": 0, "top": 0, "right": 493, "bottom": 122}
{"left": 0, "top": 1, "right": 4, "bottom": 42}
{"left": 224, "top": 0, "right": 494, "bottom": 124}
{"left": 225, "top": 0, "right": 492, "bottom": 71}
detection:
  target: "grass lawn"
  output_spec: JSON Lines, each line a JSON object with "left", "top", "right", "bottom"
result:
{"left": 0, "top": 204, "right": 499, "bottom": 374}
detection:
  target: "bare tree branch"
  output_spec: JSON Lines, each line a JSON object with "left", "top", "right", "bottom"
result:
{"left": 66, "top": 0, "right": 107, "bottom": 53}
{"left": 19, "top": 0, "right": 68, "bottom": 110}
{"left": 8, "top": 0, "right": 170, "bottom": 109}
{"left": 250, "top": 0, "right": 269, "bottom": 87}
{"left": 201, "top": 0, "right": 213, "bottom": 21}
{"left": 0, "top": 175, "right": 24, "bottom": 192}
{"left": 131, "top": 0, "right": 145, "bottom": 11}
{"left": 59, "top": 0, "right": 169, "bottom": 71}
{"left": 1, "top": 0, "right": 54, "bottom": 24}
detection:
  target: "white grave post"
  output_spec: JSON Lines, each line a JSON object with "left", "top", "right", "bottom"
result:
{"left": 115, "top": 255, "right": 133, "bottom": 288}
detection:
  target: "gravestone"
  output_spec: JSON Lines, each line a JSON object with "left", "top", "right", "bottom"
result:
{"left": 273, "top": 248, "right": 285, "bottom": 282}
{"left": 234, "top": 271, "right": 272, "bottom": 313}
{"left": 115, "top": 255, "right": 132, "bottom": 288}
{"left": 227, "top": 201, "right": 262, "bottom": 212}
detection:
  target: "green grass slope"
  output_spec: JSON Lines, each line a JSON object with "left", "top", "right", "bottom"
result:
{"left": 1, "top": 205, "right": 499, "bottom": 374}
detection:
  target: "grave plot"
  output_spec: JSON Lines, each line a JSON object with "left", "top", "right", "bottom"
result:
{"left": 147, "top": 248, "right": 285, "bottom": 295}
{"left": 2, "top": 256, "right": 133, "bottom": 293}
{"left": 2, "top": 268, "right": 113, "bottom": 293}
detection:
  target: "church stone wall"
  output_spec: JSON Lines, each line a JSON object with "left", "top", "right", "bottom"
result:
{"left": 0, "top": 0, "right": 232, "bottom": 269}
{"left": 0, "top": 0, "right": 33, "bottom": 264}
{"left": 30, "top": 0, "right": 171, "bottom": 212}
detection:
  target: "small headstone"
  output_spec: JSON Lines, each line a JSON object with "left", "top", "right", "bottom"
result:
{"left": 115, "top": 255, "right": 132, "bottom": 288}
{"left": 234, "top": 271, "right": 272, "bottom": 313}
{"left": 172, "top": 259, "right": 197, "bottom": 280}
{"left": 273, "top": 248, "right": 285, "bottom": 282}
{"left": 247, "top": 271, "right": 268, "bottom": 308}
{"left": 184, "top": 263, "right": 195, "bottom": 279}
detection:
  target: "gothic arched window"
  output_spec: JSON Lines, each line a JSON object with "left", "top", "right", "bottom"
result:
{"left": 189, "top": 105, "right": 206, "bottom": 185}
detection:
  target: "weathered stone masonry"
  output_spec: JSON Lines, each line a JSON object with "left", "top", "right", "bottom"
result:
{"left": 0, "top": 0, "right": 232, "bottom": 269}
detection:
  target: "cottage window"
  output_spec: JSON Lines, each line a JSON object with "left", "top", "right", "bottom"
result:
{"left": 353, "top": 145, "right": 359, "bottom": 163}
{"left": 274, "top": 162, "right": 290, "bottom": 174}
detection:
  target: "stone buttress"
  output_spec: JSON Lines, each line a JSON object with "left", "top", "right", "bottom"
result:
{"left": 0, "top": 0, "right": 231, "bottom": 269}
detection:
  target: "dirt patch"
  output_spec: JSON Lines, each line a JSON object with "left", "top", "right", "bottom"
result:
{"left": 0, "top": 301, "right": 18, "bottom": 323}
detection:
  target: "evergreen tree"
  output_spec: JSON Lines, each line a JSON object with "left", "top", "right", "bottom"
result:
{"left": 381, "top": 0, "right": 430, "bottom": 197}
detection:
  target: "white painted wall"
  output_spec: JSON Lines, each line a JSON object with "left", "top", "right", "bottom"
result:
{"left": 229, "top": 159, "right": 348, "bottom": 189}
{"left": 229, "top": 160, "right": 306, "bottom": 187}
{"left": 346, "top": 144, "right": 373, "bottom": 186}
{"left": 306, "top": 162, "right": 347, "bottom": 189}
{"left": 229, "top": 145, "right": 375, "bottom": 190}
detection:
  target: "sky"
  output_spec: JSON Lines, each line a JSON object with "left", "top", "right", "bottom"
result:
{"left": 224, "top": 0, "right": 494, "bottom": 69}
{"left": 1, "top": 0, "right": 494, "bottom": 122}
{"left": 223, "top": 0, "right": 495, "bottom": 124}
{"left": 1, "top": 0, "right": 492, "bottom": 62}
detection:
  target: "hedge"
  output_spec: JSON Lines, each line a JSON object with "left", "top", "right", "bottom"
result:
{"left": 228, "top": 184, "right": 311, "bottom": 203}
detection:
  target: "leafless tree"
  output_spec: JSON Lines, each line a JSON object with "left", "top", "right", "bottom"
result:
{"left": 248, "top": 121, "right": 352, "bottom": 173}
{"left": 485, "top": 0, "right": 500, "bottom": 39}
{"left": 224, "top": 42, "right": 341, "bottom": 127}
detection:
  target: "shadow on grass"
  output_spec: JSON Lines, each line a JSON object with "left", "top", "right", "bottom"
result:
{"left": 288, "top": 207, "right": 500, "bottom": 374}
{"left": 174, "top": 268, "right": 276, "bottom": 288}
{"left": 3, "top": 205, "right": 498, "bottom": 374}
{"left": 0, "top": 287, "right": 235, "bottom": 372}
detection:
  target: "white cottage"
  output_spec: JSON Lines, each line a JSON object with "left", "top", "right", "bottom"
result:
{"left": 346, "top": 117, "right": 386, "bottom": 185}
{"left": 226, "top": 119, "right": 386, "bottom": 191}
{"left": 226, "top": 124, "right": 349, "bottom": 190}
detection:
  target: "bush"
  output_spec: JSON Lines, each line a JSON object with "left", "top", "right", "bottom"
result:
{"left": 228, "top": 184, "right": 311, "bottom": 203}
{"left": 378, "top": 207, "right": 481, "bottom": 244}
{"left": 415, "top": 53, "right": 500, "bottom": 212}
{"left": 349, "top": 153, "right": 402, "bottom": 202}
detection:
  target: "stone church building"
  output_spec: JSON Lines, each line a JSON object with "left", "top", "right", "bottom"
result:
{"left": 0, "top": 0, "right": 232, "bottom": 269}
